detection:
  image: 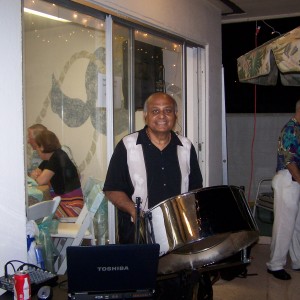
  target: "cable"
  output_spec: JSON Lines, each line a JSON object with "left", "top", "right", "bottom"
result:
{"left": 248, "top": 84, "right": 257, "bottom": 202}
{"left": 247, "top": 23, "right": 259, "bottom": 202}
{"left": 4, "top": 260, "right": 41, "bottom": 279}
{"left": 4, "top": 260, "right": 26, "bottom": 277}
{"left": 18, "top": 263, "right": 40, "bottom": 271}
{"left": 262, "top": 20, "right": 281, "bottom": 36}
{"left": 58, "top": 279, "right": 68, "bottom": 290}
{"left": 4, "top": 263, "right": 16, "bottom": 278}
{"left": 255, "top": 25, "right": 261, "bottom": 37}
{"left": 255, "top": 21, "right": 260, "bottom": 46}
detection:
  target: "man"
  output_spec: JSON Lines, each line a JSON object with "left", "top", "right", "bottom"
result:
{"left": 104, "top": 92, "right": 212, "bottom": 299}
{"left": 267, "top": 99, "right": 300, "bottom": 280}
{"left": 27, "top": 124, "right": 48, "bottom": 172}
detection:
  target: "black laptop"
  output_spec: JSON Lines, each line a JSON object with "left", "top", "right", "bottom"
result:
{"left": 66, "top": 243, "right": 160, "bottom": 299}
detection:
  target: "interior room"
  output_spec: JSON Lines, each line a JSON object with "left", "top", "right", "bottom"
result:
{"left": 0, "top": 0, "right": 300, "bottom": 299}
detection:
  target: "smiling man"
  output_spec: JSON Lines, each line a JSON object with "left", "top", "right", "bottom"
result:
{"left": 104, "top": 92, "right": 203, "bottom": 242}
{"left": 103, "top": 92, "right": 210, "bottom": 299}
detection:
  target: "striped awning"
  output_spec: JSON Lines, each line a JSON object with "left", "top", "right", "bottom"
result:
{"left": 237, "top": 26, "right": 300, "bottom": 86}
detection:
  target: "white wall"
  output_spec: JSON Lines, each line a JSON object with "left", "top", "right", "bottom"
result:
{"left": 0, "top": 0, "right": 26, "bottom": 291}
{"left": 227, "top": 113, "right": 291, "bottom": 201}
{"left": 0, "top": 0, "right": 223, "bottom": 283}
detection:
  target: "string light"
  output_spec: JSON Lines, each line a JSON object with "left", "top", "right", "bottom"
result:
{"left": 24, "top": 7, "right": 70, "bottom": 22}
{"left": 24, "top": 0, "right": 105, "bottom": 44}
{"left": 25, "top": 0, "right": 182, "bottom": 98}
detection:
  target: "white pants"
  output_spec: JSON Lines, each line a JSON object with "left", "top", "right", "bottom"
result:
{"left": 266, "top": 169, "right": 300, "bottom": 271}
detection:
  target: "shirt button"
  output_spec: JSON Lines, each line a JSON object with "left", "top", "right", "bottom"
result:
{"left": 162, "top": 167, "right": 164, "bottom": 170}
{"left": 164, "top": 184, "right": 166, "bottom": 186}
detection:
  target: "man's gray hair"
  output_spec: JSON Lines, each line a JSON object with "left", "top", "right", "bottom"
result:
{"left": 143, "top": 92, "right": 178, "bottom": 113}
{"left": 28, "top": 123, "right": 47, "bottom": 138}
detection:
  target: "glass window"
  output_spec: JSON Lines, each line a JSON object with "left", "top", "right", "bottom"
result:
{"left": 112, "top": 23, "right": 131, "bottom": 144}
{"left": 24, "top": 0, "right": 109, "bottom": 244}
{"left": 24, "top": 0, "right": 107, "bottom": 184}
{"left": 110, "top": 25, "right": 184, "bottom": 141}
{"left": 133, "top": 30, "right": 183, "bottom": 132}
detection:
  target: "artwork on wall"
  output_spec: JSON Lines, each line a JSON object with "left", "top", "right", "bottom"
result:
{"left": 50, "top": 47, "right": 128, "bottom": 135}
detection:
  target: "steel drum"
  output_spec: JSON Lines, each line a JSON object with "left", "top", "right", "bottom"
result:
{"left": 144, "top": 185, "right": 259, "bottom": 274}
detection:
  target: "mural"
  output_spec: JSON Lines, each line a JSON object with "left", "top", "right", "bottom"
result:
{"left": 50, "top": 47, "right": 129, "bottom": 134}
{"left": 31, "top": 46, "right": 129, "bottom": 174}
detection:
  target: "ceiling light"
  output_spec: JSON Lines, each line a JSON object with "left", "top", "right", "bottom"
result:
{"left": 24, "top": 7, "right": 70, "bottom": 22}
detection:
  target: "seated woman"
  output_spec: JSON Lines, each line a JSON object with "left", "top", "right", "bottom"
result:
{"left": 30, "top": 130, "right": 83, "bottom": 218}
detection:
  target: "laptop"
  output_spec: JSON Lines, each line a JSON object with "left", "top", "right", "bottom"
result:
{"left": 66, "top": 243, "right": 160, "bottom": 299}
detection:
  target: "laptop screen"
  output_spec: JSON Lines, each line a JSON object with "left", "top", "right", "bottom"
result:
{"left": 67, "top": 244, "right": 160, "bottom": 299}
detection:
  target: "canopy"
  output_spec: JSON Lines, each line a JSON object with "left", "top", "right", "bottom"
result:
{"left": 237, "top": 26, "right": 300, "bottom": 86}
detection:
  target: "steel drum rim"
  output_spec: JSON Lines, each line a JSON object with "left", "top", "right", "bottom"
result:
{"left": 171, "top": 232, "right": 231, "bottom": 255}
{"left": 148, "top": 188, "right": 202, "bottom": 212}
{"left": 157, "top": 230, "right": 259, "bottom": 274}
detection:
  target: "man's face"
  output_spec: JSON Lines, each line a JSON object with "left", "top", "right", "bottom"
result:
{"left": 144, "top": 95, "right": 177, "bottom": 134}
{"left": 27, "top": 129, "right": 37, "bottom": 149}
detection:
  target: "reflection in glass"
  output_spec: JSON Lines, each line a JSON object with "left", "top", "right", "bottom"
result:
{"left": 112, "top": 23, "right": 131, "bottom": 145}
{"left": 24, "top": 0, "right": 108, "bottom": 244}
{"left": 111, "top": 25, "right": 183, "bottom": 136}
{"left": 24, "top": 0, "right": 107, "bottom": 182}
{"left": 133, "top": 30, "right": 183, "bottom": 132}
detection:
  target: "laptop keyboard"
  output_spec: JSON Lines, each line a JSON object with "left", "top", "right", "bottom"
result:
{"left": 68, "top": 289, "right": 154, "bottom": 299}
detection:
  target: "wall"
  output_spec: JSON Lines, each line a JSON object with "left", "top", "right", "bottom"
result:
{"left": 227, "top": 113, "right": 291, "bottom": 201}
{"left": 0, "top": 0, "right": 26, "bottom": 292}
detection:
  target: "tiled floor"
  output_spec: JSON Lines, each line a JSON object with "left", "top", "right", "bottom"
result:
{"left": 212, "top": 241, "right": 300, "bottom": 300}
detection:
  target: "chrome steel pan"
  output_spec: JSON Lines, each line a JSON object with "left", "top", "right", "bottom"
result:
{"left": 144, "top": 185, "right": 259, "bottom": 274}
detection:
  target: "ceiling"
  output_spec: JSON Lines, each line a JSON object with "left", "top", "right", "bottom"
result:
{"left": 211, "top": 0, "right": 300, "bottom": 23}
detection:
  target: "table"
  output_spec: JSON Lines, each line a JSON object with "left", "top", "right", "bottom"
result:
{"left": 28, "top": 185, "right": 51, "bottom": 206}
{"left": 0, "top": 276, "right": 68, "bottom": 300}
{"left": 0, "top": 275, "right": 156, "bottom": 299}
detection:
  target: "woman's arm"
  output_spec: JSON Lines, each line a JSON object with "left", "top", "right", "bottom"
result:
{"left": 31, "top": 169, "right": 54, "bottom": 186}
{"left": 29, "top": 168, "right": 42, "bottom": 178}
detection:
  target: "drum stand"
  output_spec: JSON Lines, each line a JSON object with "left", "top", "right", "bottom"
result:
{"left": 144, "top": 211, "right": 156, "bottom": 244}
{"left": 134, "top": 197, "right": 142, "bottom": 244}
{"left": 155, "top": 269, "right": 213, "bottom": 300}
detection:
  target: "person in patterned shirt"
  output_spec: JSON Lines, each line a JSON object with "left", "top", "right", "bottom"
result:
{"left": 267, "top": 99, "right": 300, "bottom": 280}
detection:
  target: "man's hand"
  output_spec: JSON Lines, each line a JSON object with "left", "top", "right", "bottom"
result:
{"left": 287, "top": 163, "right": 300, "bottom": 184}
{"left": 104, "top": 191, "right": 137, "bottom": 223}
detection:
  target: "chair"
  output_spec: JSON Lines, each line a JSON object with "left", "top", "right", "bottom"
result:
{"left": 27, "top": 196, "right": 61, "bottom": 222}
{"left": 252, "top": 178, "right": 274, "bottom": 218}
{"left": 27, "top": 196, "right": 61, "bottom": 271}
{"left": 82, "top": 176, "right": 102, "bottom": 198}
{"left": 51, "top": 184, "right": 104, "bottom": 275}
{"left": 55, "top": 177, "right": 103, "bottom": 225}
